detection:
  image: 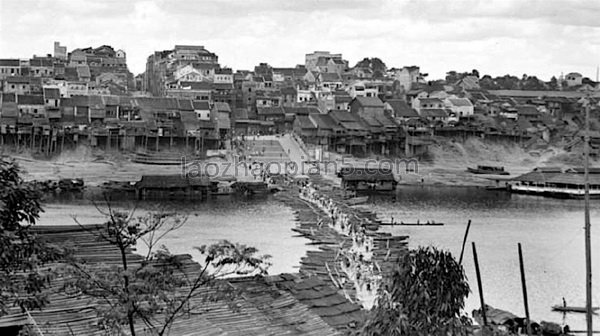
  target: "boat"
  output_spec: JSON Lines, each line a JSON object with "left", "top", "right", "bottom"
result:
{"left": 230, "top": 181, "right": 269, "bottom": 196}
{"left": 552, "top": 305, "right": 599, "bottom": 314}
{"left": 378, "top": 221, "right": 444, "bottom": 226}
{"left": 57, "top": 178, "right": 85, "bottom": 192}
{"left": 132, "top": 152, "right": 204, "bottom": 165}
{"left": 508, "top": 167, "right": 600, "bottom": 199}
{"left": 345, "top": 196, "right": 369, "bottom": 205}
{"left": 101, "top": 181, "right": 136, "bottom": 192}
{"left": 467, "top": 165, "right": 510, "bottom": 175}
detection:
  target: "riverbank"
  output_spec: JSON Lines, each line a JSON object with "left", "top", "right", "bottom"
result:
{"left": 11, "top": 135, "right": 600, "bottom": 189}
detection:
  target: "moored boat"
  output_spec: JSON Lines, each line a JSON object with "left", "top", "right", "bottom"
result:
{"left": 552, "top": 305, "right": 599, "bottom": 314}
{"left": 345, "top": 196, "right": 369, "bottom": 205}
{"left": 378, "top": 221, "right": 444, "bottom": 226}
{"left": 508, "top": 167, "right": 600, "bottom": 199}
{"left": 467, "top": 165, "right": 510, "bottom": 175}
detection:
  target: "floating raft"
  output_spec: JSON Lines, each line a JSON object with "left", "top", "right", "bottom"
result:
{"left": 552, "top": 305, "right": 599, "bottom": 314}
{"left": 378, "top": 222, "right": 444, "bottom": 226}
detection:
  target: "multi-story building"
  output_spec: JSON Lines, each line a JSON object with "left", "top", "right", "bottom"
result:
{"left": 145, "top": 45, "right": 219, "bottom": 97}
{"left": 305, "top": 51, "right": 346, "bottom": 72}
{"left": 0, "top": 59, "right": 22, "bottom": 79}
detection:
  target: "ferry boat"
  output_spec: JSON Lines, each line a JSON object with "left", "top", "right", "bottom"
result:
{"left": 467, "top": 165, "right": 510, "bottom": 175}
{"left": 508, "top": 167, "right": 600, "bottom": 199}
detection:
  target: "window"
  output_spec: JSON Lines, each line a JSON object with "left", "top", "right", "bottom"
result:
{"left": 11, "top": 85, "right": 15, "bottom": 89}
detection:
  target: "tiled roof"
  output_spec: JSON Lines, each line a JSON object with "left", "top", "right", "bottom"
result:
{"left": 353, "top": 96, "right": 384, "bottom": 108}
{"left": 17, "top": 94, "right": 44, "bottom": 105}
{"left": 0, "top": 59, "right": 20, "bottom": 67}
{"left": 43, "top": 88, "right": 60, "bottom": 100}
{"left": 1, "top": 102, "right": 18, "bottom": 117}
{"left": 179, "top": 81, "right": 212, "bottom": 90}
{"left": 215, "top": 68, "right": 233, "bottom": 74}
{"left": 76, "top": 65, "right": 91, "bottom": 78}
{"left": 319, "top": 72, "right": 342, "bottom": 82}
{"left": 385, "top": 99, "right": 419, "bottom": 118}
{"left": 233, "top": 108, "right": 249, "bottom": 120}
{"left": 30, "top": 58, "right": 54, "bottom": 67}
{"left": 257, "top": 106, "right": 285, "bottom": 115}
{"left": 295, "top": 114, "right": 316, "bottom": 129}
{"left": 180, "top": 111, "right": 200, "bottom": 130}
{"left": 213, "top": 102, "right": 231, "bottom": 113}
{"left": 1, "top": 93, "right": 17, "bottom": 103}
{"left": 309, "top": 114, "right": 339, "bottom": 130}
{"left": 284, "top": 106, "right": 321, "bottom": 115}
{"left": 420, "top": 108, "right": 448, "bottom": 118}
{"left": 101, "top": 95, "right": 120, "bottom": 106}
{"left": 135, "top": 97, "right": 179, "bottom": 110}
{"left": 448, "top": 98, "right": 473, "bottom": 107}
{"left": 516, "top": 105, "right": 540, "bottom": 116}
{"left": 5, "top": 76, "right": 31, "bottom": 84}
{"left": 211, "top": 83, "right": 233, "bottom": 90}
{"left": 177, "top": 99, "right": 194, "bottom": 111}
{"left": 63, "top": 67, "right": 79, "bottom": 81}
{"left": 489, "top": 90, "right": 595, "bottom": 99}
{"left": 419, "top": 98, "right": 444, "bottom": 104}
{"left": 280, "top": 86, "right": 297, "bottom": 95}
{"left": 192, "top": 100, "right": 211, "bottom": 110}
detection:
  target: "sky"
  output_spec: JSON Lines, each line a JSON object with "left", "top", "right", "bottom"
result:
{"left": 1, "top": 0, "right": 599, "bottom": 81}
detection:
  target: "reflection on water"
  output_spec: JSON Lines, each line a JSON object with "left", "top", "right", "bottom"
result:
{"left": 39, "top": 195, "right": 314, "bottom": 276}
{"left": 368, "top": 186, "right": 600, "bottom": 330}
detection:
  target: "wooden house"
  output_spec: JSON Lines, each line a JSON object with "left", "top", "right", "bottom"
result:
{"left": 338, "top": 167, "right": 397, "bottom": 192}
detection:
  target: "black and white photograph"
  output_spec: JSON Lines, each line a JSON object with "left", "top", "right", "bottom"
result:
{"left": 0, "top": 0, "right": 599, "bottom": 335}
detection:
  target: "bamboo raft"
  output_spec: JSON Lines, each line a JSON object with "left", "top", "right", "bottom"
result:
{"left": 276, "top": 176, "right": 409, "bottom": 305}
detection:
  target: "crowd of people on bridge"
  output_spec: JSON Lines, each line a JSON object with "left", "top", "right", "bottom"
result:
{"left": 298, "top": 182, "right": 381, "bottom": 309}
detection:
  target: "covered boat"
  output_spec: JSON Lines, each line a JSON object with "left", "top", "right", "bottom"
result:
{"left": 467, "top": 165, "right": 510, "bottom": 175}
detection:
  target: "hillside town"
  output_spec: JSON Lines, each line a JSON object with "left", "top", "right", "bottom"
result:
{"left": 1, "top": 43, "right": 599, "bottom": 159}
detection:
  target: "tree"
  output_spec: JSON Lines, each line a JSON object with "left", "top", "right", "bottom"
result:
{"left": 445, "top": 71, "right": 460, "bottom": 84}
{"left": 548, "top": 76, "right": 559, "bottom": 90}
{"left": 65, "top": 201, "right": 271, "bottom": 336}
{"left": 355, "top": 57, "right": 387, "bottom": 75}
{"left": 0, "top": 158, "right": 64, "bottom": 316}
{"left": 479, "top": 75, "right": 499, "bottom": 90}
{"left": 361, "top": 246, "right": 471, "bottom": 336}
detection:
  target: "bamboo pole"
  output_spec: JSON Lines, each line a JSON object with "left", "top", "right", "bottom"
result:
{"left": 458, "top": 219, "right": 472, "bottom": 264}
{"left": 472, "top": 242, "right": 487, "bottom": 327}
{"left": 583, "top": 96, "right": 593, "bottom": 336}
{"left": 518, "top": 243, "right": 532, "bottom": 336}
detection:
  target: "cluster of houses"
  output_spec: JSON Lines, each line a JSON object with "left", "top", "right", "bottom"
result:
{"left": 1, "top": 44, "right": 600, "bottom": 158}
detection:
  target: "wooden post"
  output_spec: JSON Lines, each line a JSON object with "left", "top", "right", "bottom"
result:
{"left": 459, "top": 219, "right": 472, "bottom": 264}
{"left": 472, "top": 242, "right": 488, "bottom": 328}
{"left": 583, "top": 95, "right": 593, "bottom": 336}
{"left": 61, "top": 131, "right": 65, "bottom": 153}
{"left": 518, "top": 243, "right": 532, "bottom": 336}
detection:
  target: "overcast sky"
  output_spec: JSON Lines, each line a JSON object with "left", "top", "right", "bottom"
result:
{"left": 1, "top": 0, "right": 599, "bottom": 80}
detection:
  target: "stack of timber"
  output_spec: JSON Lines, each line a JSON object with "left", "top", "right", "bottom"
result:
{"left": 0, "top": 225, "right": 363, "bottom": 335}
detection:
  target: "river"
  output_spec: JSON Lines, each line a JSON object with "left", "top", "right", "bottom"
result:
{"left": 39, "top": 187, "right": 600, "bottom": 330}
{"left": 368, "top": 186, "right": 600, "bottom": 331}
